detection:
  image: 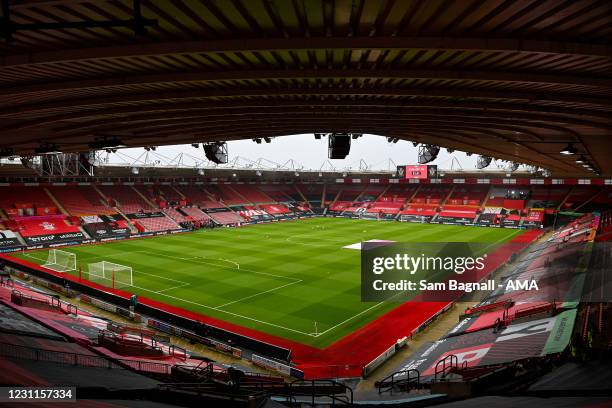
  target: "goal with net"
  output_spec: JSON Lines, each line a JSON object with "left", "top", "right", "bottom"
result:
{"left": 43, "top": 249, "right": 77, "bottom": 272}
{"left": 87, "top": 261, "right": 133, "bottom": 289}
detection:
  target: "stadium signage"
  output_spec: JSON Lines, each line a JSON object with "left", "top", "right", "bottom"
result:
{"left": 86, "top": 226, "right": 131, "bottom": 239}
{"left": 363, "top": 343, "right": 397, "bottom": 377}
{"left": 397, "top": 165, "right": 438, "bottom": 179}
{"left": 252, "top": 354, "right": 292, "bottom": 376}
{"left": 127, "top": 212, "right": 166, "bottom": 219}
{"left": 23, "top": 232, "right": 86, "bottom": 247}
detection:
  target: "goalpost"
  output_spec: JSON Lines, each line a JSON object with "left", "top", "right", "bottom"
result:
{"left": 43, "top": 249, "right": 77, "bottom": 272}
{"left": 87, "top": 261, "right": 133, "bottom": 289}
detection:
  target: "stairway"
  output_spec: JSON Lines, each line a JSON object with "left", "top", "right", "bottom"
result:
{"left": 43, "top": 188, "right": 70, "bottom": 216}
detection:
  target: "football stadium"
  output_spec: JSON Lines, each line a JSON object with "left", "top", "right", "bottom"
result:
{"left": 0, "top": 1, "right": 610, "bottom": 407}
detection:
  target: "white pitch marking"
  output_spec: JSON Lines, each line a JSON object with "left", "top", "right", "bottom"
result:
{"left": 214, "top": 279, "right": 303, "bottom": 309}
{"left": 26, "top": 249, "right": 312, "bottom": 336}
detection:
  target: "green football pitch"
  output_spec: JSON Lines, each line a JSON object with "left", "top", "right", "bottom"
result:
{"left": 15, "top": 218, "right": 522, "bottom": 348}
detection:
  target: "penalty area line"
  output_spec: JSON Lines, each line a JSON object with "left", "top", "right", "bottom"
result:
{"left": 213, "top": 279, "right": 303, "bottom": 309}
{"left": 133, "top": 288, "right": 316, "bottom": 337}
{"left": 154, "top": 282, "right": 191, "bottom": 294}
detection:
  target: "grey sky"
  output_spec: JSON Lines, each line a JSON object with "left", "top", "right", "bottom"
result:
{"left": 105, "top": 134, "right": 493, "bottom": 172}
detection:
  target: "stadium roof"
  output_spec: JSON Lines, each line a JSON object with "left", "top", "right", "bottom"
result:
{"left": 0, "top": 0, "right": 610, "bottom": 176}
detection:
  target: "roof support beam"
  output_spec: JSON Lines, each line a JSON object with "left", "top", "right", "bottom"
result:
{"left": 2, "top": 36, "right": 610, "bottom": 67}
{"left": 2, "top": 87, "right": 611, "bottom": 121}
{"left": 0, "top": 68, "right": 609, "bottom": 96}
{"left": 0, "top": 98, "right": 608, "bottom": 134}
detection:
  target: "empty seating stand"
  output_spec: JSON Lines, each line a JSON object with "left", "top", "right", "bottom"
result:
{"left": 97, "top": 185, "right": 154, "bottom": 214}
{"left": 238, "top": 185, "right": 274, "bottom": 203}
{"left": 258, "top": 184, "right": 297, "bottom": 202}
{"left": 181, "top": 207, "right": 212, "bottom": 221}
{"left": 135, "top": 216, "right": 181, "bottom": 232}
{"left": 49, "top": 186, "right": 112, "bottom": 216}
{"left": 206, "top": 185, "right": 247, "bottom": 206}
{"left": 0, "top": 186, "right": 57, "bottom": 217}
{"left": 367, "top": 202, "right": 403, "bottom": 214}
{"left": 176, "top": 185, "right": 223, "bottom": 208}
{"left": 163, "top": 208, "right": 190, "bottom": 223}
{"left": 207, "top": 211, "right": 244, "bottom": 225}
{"left": 260, "top": 204, "right": 291, "bottom": 215}
{"left": 378, "top": 185, "right": 418, "bottom": 203}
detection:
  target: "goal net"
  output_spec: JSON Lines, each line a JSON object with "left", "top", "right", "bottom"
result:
{"left": 87, "top": 261, "right": 133, "bottom": 289}
{"left": 43, "top": 249, "right": 76, "bottom": 272}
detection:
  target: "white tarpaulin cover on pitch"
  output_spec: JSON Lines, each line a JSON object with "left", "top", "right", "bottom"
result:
{"left": 343, "top": 239, "right": 395, "bottom": 250}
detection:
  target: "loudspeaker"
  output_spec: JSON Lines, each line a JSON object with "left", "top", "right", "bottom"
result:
{"left": 203, "top": 142, "right": 228, "bottom": 164}
{"left": 328, "top": 134, "right": 351, "bottom": 159}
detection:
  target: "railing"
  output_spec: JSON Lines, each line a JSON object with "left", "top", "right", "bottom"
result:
{"left": 434, "top": 354, "right": 458, "bottom": 382}
{"left": 514, "top": 300, "right": 556, "bottom": 319}
{"left": 10, "top": 288, "right": 77, "bottom": 316}
{"left": 0, "top": 274, "right": 13, "bottom": 287}
{"left": 0, "top": 341, "right": 174, "bottom": 375}
{"left": 288, "top": 379, "right": 353, "bottom": 406}
{"left": 169, "top": 344, "right": 188, "bottom": 361}
{"left": 377, "top": 369, "right": 420, "bottom": 394}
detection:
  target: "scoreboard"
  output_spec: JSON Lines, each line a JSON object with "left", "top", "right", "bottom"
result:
{"left": 396, "top": 165, "right": 438, "bottom": 179}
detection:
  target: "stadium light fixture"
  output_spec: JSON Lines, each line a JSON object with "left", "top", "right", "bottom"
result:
{"left": 328, "top": 134, "right": 351, "bottom": 159}
{"left": 197, "top": 168, "right": 205, "bottom": 176}
{"left": 575, "top": 155, "right": 587, "bottom": 164}
{"left": 318, "top": 172, "right": 323, "bottom": 177}
{"left": 541, "top": 169, "right": 552, "bottom": 177}
{"left": 417, "top": 144, "right": 440, "bottom": 164}
{"left": 203, "top": 142, "right": 228, "bottom": 164}
{"left": 232, "top": 173, "right": 237, "bottom": 177}
{"left": 526, "top": 165, "right": 539, "bottom": 174}
{"left": 560, "top": 143, "right": 577, "bottom": 155}
{"left": 476, "top": 155, "right": 492, "bottom": 169}
{"left": 255, "top": 170, "right": 262, "bottom": 176}
{"left": 131, "top": 167, "right": 139, "bottom": 175}
{"left": 506, "top": 162, "right": 520, "bottom": 172}
{"left": 294, "top": 171, "right": 300, "bottom": 177}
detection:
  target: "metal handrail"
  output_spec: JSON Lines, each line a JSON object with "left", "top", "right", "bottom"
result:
{"left": 0, "top": 341, "right": 173, "bottom": 375}
{"left": 434, "top": 354, "right": 458, "bottom": 382}
{"left": 288, "top": 379, "right": 353, "bottom": 406}
{"left": 377, "top": 368, "right": 420, "bottom": 394}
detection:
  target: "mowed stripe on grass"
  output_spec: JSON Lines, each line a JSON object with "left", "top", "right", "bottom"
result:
{"left": 16, "top": 218, "right": 521, "bottom": 347}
